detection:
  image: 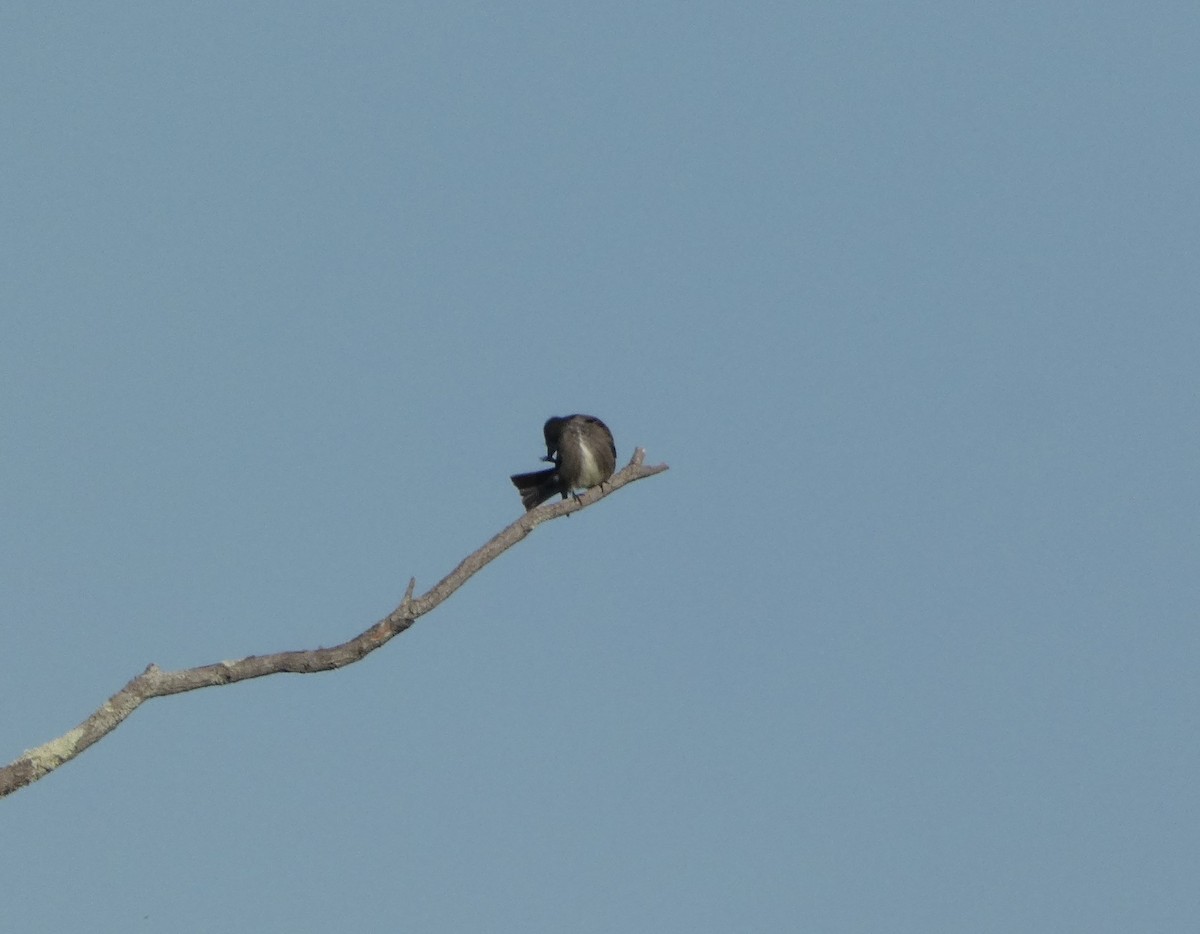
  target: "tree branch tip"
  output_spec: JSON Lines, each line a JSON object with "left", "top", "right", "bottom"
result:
{"left": 403, "top": 577, "right": 416, "bottom": 602}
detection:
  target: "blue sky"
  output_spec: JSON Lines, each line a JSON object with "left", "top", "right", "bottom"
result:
{"left": 3, "top": 4, "right": 1198, "bottom": 931}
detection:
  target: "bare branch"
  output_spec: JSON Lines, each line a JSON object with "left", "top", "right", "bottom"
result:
{"left": 1, "top": 450, "right": 668, "bottom": 799}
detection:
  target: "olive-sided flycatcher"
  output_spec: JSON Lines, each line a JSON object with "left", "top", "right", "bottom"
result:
{"left": 510, "top": 414, "right": 617, "bottom": 511}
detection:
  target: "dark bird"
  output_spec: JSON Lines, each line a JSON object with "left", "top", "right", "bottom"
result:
{"left": 510, "top": 414, "right": 617, "bottom": 511}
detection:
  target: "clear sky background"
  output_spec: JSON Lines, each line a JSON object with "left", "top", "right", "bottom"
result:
{"left": 2, "top": 4, "right": 1197, "bottom": 932}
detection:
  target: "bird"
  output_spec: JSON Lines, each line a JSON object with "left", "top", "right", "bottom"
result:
{"left": 510, "top": 414, "right": 617, "bottom": 511}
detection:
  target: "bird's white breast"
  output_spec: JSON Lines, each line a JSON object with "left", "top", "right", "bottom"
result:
{"left": 576, "top": 443, "right": 601, "bottom": 488}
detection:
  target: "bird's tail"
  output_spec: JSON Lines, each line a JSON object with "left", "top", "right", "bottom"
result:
{"left": 510, "top": 467, "right": 561, "bottom": 511}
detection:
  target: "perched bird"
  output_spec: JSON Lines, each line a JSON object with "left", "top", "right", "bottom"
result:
{"left": 510, "top": 414, "right": 617, "bottom": 511}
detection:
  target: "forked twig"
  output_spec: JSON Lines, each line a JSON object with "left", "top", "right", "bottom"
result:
{"left": 0, "top": 450, "right": 668, "bottom": 798}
